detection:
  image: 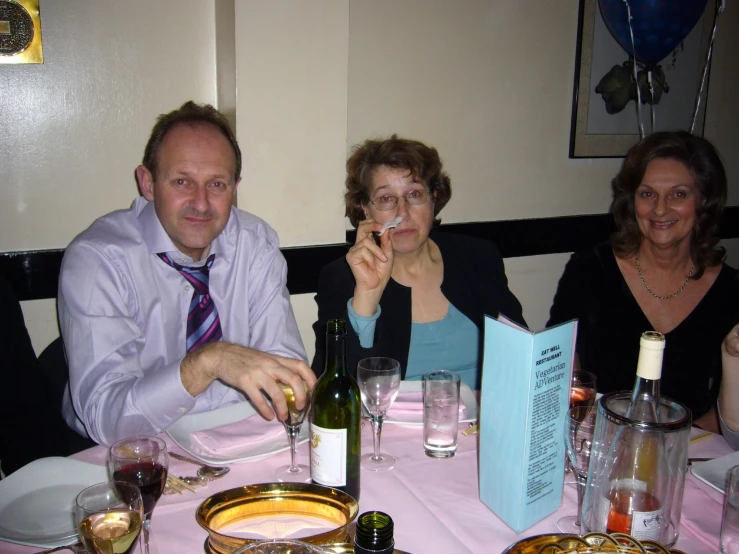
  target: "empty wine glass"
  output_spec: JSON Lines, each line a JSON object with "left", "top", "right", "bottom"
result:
{"left": 109, "top": 436, "right": 168, "bottom": 554}
{"left": 75, "top": 481, "right": 143, "bottom": 554}
{"left": 558, "top": 405, "right": 597, "bottom": 533}
{"left": 271, "top": 380, "right": 312, "bottom": 482}
{"left": 357, "top": 357, "right": 401, "bottom": 471}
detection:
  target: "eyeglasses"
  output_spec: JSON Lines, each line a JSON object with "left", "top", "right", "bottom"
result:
{"left": 369, "top": 189, "right": 430, "bottom": 211}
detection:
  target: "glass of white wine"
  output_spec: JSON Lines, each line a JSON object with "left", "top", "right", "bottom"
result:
{"left": 272, "top": 381, "right": 312, "bottom": 483}
{"left": 75, "top": 481, "right": 144, "bottom": 554}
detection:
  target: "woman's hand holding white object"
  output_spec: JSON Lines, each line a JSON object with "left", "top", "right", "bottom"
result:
{"left": 347, "top": 218, "right": 395, "bottom": 316}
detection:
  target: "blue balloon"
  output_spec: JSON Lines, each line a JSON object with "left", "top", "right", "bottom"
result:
{"left": 598, "top": 0, "right": 708, "bottom": 65}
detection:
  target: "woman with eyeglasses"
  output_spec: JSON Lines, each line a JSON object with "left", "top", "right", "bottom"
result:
{"left": 311, "top": 135, "right": 524, "bottom": 388}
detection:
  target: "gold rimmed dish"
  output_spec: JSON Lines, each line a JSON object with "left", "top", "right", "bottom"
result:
{"left": 502, "top": 532, "right": 686, "bottom": 554}
{"left": 197, "top": 483, "right": 358, "bottom": 554}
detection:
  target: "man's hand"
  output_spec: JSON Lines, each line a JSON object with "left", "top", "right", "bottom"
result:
{"left": 724, "top": 323, "right": 739, "bottom": 358}
{"left": 180, "top": 342, "right": 317, "bottom": 422}
{"left": 721, "top": 323, "right": 739, "bottom": 432}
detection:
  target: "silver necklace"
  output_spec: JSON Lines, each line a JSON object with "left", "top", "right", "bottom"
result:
{"left": 635, "top": 254, "right": 696, "bottom": 300}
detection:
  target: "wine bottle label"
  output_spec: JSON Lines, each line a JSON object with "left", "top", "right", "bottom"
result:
{"left": 630, "top": 508, "right": 663, "bottom": 541}
{"left": 310, "top": 423, "right": 347, "bottom": 487}
{"left": 612, "top": 477, "right": 647, "bottom": 492}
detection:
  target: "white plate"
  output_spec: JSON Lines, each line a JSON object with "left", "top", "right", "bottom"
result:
{"left": 382, "top": 380, "right": 478, "bottom": 427}
{"left": 691, "top": 450, "right": 739, "bottom": 493}
{"left": 0, "top": 457, "right": 108, "bottom": 548}
{"left": 166, "top": 401, "right": 308, "bottom": 465}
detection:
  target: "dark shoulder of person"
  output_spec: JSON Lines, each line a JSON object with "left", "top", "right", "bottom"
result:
{"left": 430, "top": 231, "right": 505, "bottom": 266}
{"left": 0, "top": 275, "right": 68, "bottom": 476}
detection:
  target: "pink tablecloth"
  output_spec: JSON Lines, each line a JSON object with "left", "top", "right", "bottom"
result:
{"left": 0, "top": 423, "right": 731, "bottom": 554}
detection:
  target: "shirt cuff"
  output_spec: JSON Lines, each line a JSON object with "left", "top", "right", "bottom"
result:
{"left": 347, "top": 298, "right": 381, "bottom": 349}
{"left": 719, "top": 398, "right": 739, "bottom": 451}
{"left": 134, "top": 357, "right": 197, "bottom": 430}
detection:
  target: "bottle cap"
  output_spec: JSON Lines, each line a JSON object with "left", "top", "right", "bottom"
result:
{"left": 636, "top": 331, "right": 665, "bottom": 380}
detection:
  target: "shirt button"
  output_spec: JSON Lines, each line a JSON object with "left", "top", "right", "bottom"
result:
{"left": 179, "top": 407, "right": 188, "bottom": 414}
{"left": 185, "top": 285, "right": 190, "bottom": 292}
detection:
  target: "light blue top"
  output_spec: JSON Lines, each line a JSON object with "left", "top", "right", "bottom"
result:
{"left": 347, "top": 299, "right": 480, "bottom": 389}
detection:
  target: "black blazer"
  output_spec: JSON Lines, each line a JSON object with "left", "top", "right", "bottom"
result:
{"left": 311, "top": 231, "right": 525, "bottom": 380}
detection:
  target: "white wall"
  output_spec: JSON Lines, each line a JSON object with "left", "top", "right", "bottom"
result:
{"left": 2, "top": 0, "right": 737, "bottom": 362}
{"left": 0, "top": 0, "right": 219, "bottom": 353}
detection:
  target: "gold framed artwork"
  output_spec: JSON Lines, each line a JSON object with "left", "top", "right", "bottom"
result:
{"left": 0, "top": 0, "right": 43, "bottom": 64}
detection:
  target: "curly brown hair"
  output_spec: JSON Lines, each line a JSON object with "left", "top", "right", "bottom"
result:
{"left": 142, "top": 101, "right": 241, "bottom": 183}
{"left": 344, "top": 135, "right": 451, "bottom": 228}
{"left": 610, "top": 131, "right": 727, "bottom": 279}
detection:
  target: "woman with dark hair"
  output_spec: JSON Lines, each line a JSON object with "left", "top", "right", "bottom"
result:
{"left": 548, "top": 131, "right": 739, "bottom": 430}
{"left": 312, "top": 135, "right": 524, "bottom": 388}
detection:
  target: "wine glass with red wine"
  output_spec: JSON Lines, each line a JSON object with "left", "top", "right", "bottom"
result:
{"left": 565, "top": 370, "right": 597, "bottom": 476}
{"left": 570, "top": 369, "right": 597, "bottom": 415}
{"left": 109, "top": 436, "right": 169, "bottom": 554}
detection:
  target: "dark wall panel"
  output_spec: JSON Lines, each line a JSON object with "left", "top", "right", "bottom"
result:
{"left": 2, "top": 208, "right": 738, "bottom": 300}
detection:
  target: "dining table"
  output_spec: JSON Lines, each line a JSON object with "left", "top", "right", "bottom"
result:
{"left": 0, "top": 418, "right": 731, "bottom": 554}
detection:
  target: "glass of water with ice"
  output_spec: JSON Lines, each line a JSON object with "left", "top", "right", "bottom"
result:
{"left": 423, "top": 370, "right": 461, "bottom": 458}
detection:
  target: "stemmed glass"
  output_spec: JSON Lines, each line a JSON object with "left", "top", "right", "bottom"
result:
{"left": 271, "top": 381, "right": 312, "bottom": 482}
{"left": 570, "top": 370, "right": 597, "bottom": 414}
{"left": 357, "top": 357, "right": 401, "bottom": 471}
{"left": 557, "top": 406, "right": 597, "bottom": 533}
{"left": 109, "top": 436, "right": 168, "bottom": 554}
{"left": 565, "top": 370, "right": 597, "bottom": 476}
{"left": 75, "top": 481, "right": 144, "bottom": 554}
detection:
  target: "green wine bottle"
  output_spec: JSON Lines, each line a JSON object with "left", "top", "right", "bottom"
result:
{"left": 309, "top": 319, "right": 361, "bottom": 500}
{"left": 354, "top": 511, "right": 394, "bottom": 554}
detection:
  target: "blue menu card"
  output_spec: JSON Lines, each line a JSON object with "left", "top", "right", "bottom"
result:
{"left": 478, "top": 314, "right": 578, "bottom": 533}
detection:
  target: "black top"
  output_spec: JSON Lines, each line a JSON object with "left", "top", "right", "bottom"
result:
{"left": 311, "top": 231, "right": 525, "bottom": 380}
{"left": 547, "top": 242, "right": 739, "bottom": 418}
{"left": 0, "top": 275, "right": 68, "bottom": 475}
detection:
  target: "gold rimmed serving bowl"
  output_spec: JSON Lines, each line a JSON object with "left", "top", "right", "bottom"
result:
{"left": 502, "top": 532, "right": 686, "bottom": 554}
{"left": 196, "top": 483, "right": 358, "bottom": 554}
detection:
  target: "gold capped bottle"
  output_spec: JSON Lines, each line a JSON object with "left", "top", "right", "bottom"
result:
{"left": 309, "top": 319, "right": 361, "bottom": 500}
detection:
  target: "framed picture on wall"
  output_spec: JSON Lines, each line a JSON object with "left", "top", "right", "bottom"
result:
{"left": 569, "top": 0, "right": 717, "bottom": 158}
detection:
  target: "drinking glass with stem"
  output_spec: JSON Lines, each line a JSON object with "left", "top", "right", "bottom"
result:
{"left": 570, "top": 369, "right": 597, "bottom": 413}
{"left": 109, "top": 436, "right": 168, "bottom": 554}
{"left": 565, "top": 369, "right": 597, "bottom": 475}
{"left": 357, "top": 357, "right": 401, "bottom": 471}
{"left": 557, "top": 405, "right": 597, "bottom": 533}
{"left": 269, "top": 380, "right": 312, "bottom": 482}
{"left": 75, "top": 481, "right": 144, "bottom": 554}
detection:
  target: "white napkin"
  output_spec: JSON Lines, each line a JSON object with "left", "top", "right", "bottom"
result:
{"left": 387, "top": 391, "right": 467, "bottom": 419}
{"left": 189, "top": 414, "right": 286, "bottom": 457}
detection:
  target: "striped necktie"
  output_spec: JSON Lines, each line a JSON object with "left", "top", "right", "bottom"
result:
{"left": 157, "top": 253, "right": 223, "bottom": 352}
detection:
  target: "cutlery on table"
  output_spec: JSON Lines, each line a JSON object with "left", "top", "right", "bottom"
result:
{"left": 687, "top": 457, "right": 712, "bottom": 465}
{"left": 169, "top": 451, "right": 230, "bottom": 479}
{"left": 34, "top": 542, "right": 86, "bottom": 553}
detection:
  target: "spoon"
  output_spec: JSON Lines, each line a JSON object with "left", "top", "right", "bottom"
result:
{"left": 169, "top": 452, "right": 230, "bottom": 479}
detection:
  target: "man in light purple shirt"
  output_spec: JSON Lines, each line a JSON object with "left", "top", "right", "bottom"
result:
{"left": 59, "top": 101, "right": 316, "bottom": 446}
